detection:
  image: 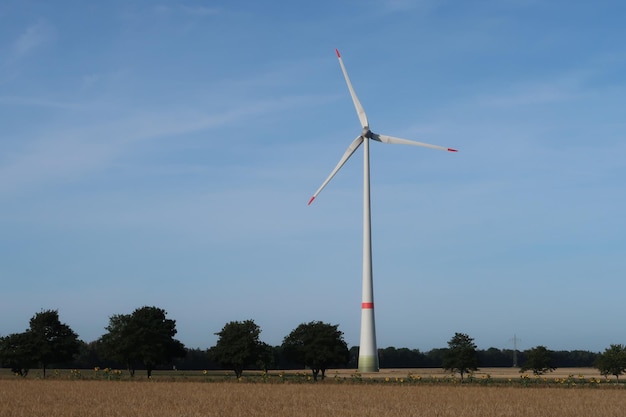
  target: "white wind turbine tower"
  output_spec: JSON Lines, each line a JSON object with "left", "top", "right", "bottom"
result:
{"left": 308, "top": 49, "right": 457, "bottom": 373}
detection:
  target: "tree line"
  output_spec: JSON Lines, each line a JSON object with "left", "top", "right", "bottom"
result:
{"left": 1, "top": 307, "right": 625, "bottom": 381}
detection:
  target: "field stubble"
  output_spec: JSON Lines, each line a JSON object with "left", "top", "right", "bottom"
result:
{"left": 1, "top": 371, "right": 625, "bottom": 417}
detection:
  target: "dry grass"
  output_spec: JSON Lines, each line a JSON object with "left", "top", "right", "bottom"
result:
{"left": 0, "top": 367, "right": 610, "bottom": 381}
{"left": 1, "top": 378, "right": 625, "bottom": 417}
{"left": 329, "top": 367, "right": 608, "bottom": 380}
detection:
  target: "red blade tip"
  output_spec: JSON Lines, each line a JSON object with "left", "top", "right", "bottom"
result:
{"left": 447, "top": 148, "right": 458, "bottom": 152}
{"left": 308, "top": 196, "right": 316, "bottom": 205}
{"left": 335, "top": 49, "right": 341, "bottom": 58}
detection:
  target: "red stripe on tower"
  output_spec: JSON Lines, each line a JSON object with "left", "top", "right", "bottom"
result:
{"left": 362, "top": 302, "right": 374, "bottom": 309}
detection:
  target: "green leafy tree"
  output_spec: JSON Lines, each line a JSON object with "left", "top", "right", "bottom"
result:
{"left": 99, "top": 306, "right": 186, "bottom": 377}
{"left": 0, "top": 332, "right": 36, "bottom": 376}
{"left": 379, "top": 347, "right": 427, "bottom": 368}
{"left": 425, "top": 348, "right": 447, "bottom": 367}
{"left": 520, "top": 345, "right": 555, "bottom": 375}
{"left": 71, "top": 340, "right": 102, "bottom": 370}
{"left": 442, "top": 332, "right": 478, "bottom": 381}
{"left": 99, "top": 313, "right": 137, "bottom": 375}
{"left": 281, "top": 321, "right": 349, "bottom": 381}
{"left": 208, "top": 319, "right": 264, "bottom": 379}
{"left": 27, "top": 309, "right": 81, "bottom": 378}
{"left": 128, "top": 306, "right": 186, "bottom": 377}
{"left": 256, "top": 342, "right": 275, "bottom": 372}
{"left": 595, "top": 344, "right": 626, "bottom": 381}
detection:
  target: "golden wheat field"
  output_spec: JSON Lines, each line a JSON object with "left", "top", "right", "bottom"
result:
{"left": 1, "top": 373, "right": 625, "bottom": 417}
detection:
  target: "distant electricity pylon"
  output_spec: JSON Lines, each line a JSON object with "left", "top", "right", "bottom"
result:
{"left": 510, "top": 334, "right": 522, "bottom": 367}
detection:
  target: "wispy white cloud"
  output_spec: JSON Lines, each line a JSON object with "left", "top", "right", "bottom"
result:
{"left": 12, "top": 20, "right": 56, "bottom": 59}
{"left": 378, "top": 0, "right": 443, "bottom": 13}
{"left": 464, "top": 35, "right": 626, "bottom": 111}
{"left": 0, "top": 95, "right": 78, "bottom": 109}
{"left": 0, "top": 93, "right": 328, "bottom": 196}
{"left": 474, "top": 68, "right": 592, "bottom": 107}
{"left": 80, "top": 73, "right": 101, "bottom": 89}
{"left": 180, "top": 5, "right": 220, "bottom": 16}
{"left": 153, "top": 5, "right": 170, "bottom": 15}
{"left": 153, "top": 4, "right": 220, "bottom": 17}
{"left": 477, "top": 83, "right": 578, "bottom": 107}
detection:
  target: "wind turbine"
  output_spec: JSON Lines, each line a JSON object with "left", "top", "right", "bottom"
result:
{"left": 308, "top": 49, "right": 457, "bottom": 373}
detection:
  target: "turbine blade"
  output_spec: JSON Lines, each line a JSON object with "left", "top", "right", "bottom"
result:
{"left": 336, "top": 49, "right": 369, "bottom": 129}
{"left": 308, "top": 136, "right": 364, "bottom": 205}
{"left": 371, "top": 133, "right": 458, "bottom": 152}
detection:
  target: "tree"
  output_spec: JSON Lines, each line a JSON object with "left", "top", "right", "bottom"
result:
{"left": 99, "top": 313, "right": 137, "bottom": 375}
{"left": 173, "top": 347, "right": 216, "bottom": 371}
{"left": 71, "top": 340, "right": 103, "bottom": 370}
{"left": 27, "top": 309, "right": 81, "bottom": 378}
{"left": 127, "top": 306, "right": 186, "bottom": 377}
{"left": 256, "top": 342, "right": 275, "bottom": 372}
{"left": 425, "top": 348, "right": 447, "bottom": 367}
{"left": 442, "top": 332, "right": 478, "bottom": 381}
{"left": 477, "top": 347, "right": 513, "bottom": 367}
{"left": 281, "top": 321, "right": 349, "bottom": 381}
{"left": 551, "top": 350, "right": 598, "bottom": 367}
{"left": 595, "top": 344, "right": 626, "bottom": 381}
{"left": 520, "top": 345, "right": 555, "bottom": 375}
{"left": 379, "top": 347, "right": 427, "bottom": 368}
{"left": 208, "top": 320, "right": 265, "bottom": 379}
{"left": 99, "top": 306, "right": 186, "bottom": 377}
{"left": 0, "top": 332, "right": 36, "bottom": 376}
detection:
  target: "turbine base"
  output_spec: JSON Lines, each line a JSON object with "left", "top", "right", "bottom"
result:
{"left": 357, "top": 355, "right": 379, "bottom": 373}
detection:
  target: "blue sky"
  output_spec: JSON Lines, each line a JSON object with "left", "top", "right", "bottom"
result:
{"left": 1, "top": 0, "right": 625, "bottom": 354}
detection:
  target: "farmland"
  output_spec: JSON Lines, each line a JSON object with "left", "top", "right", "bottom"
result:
{"left": 0, "top": 368, "right": 624, "bottom": 417}
{"left": 0, "top": 366, "right": 614, "bottom": 382}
